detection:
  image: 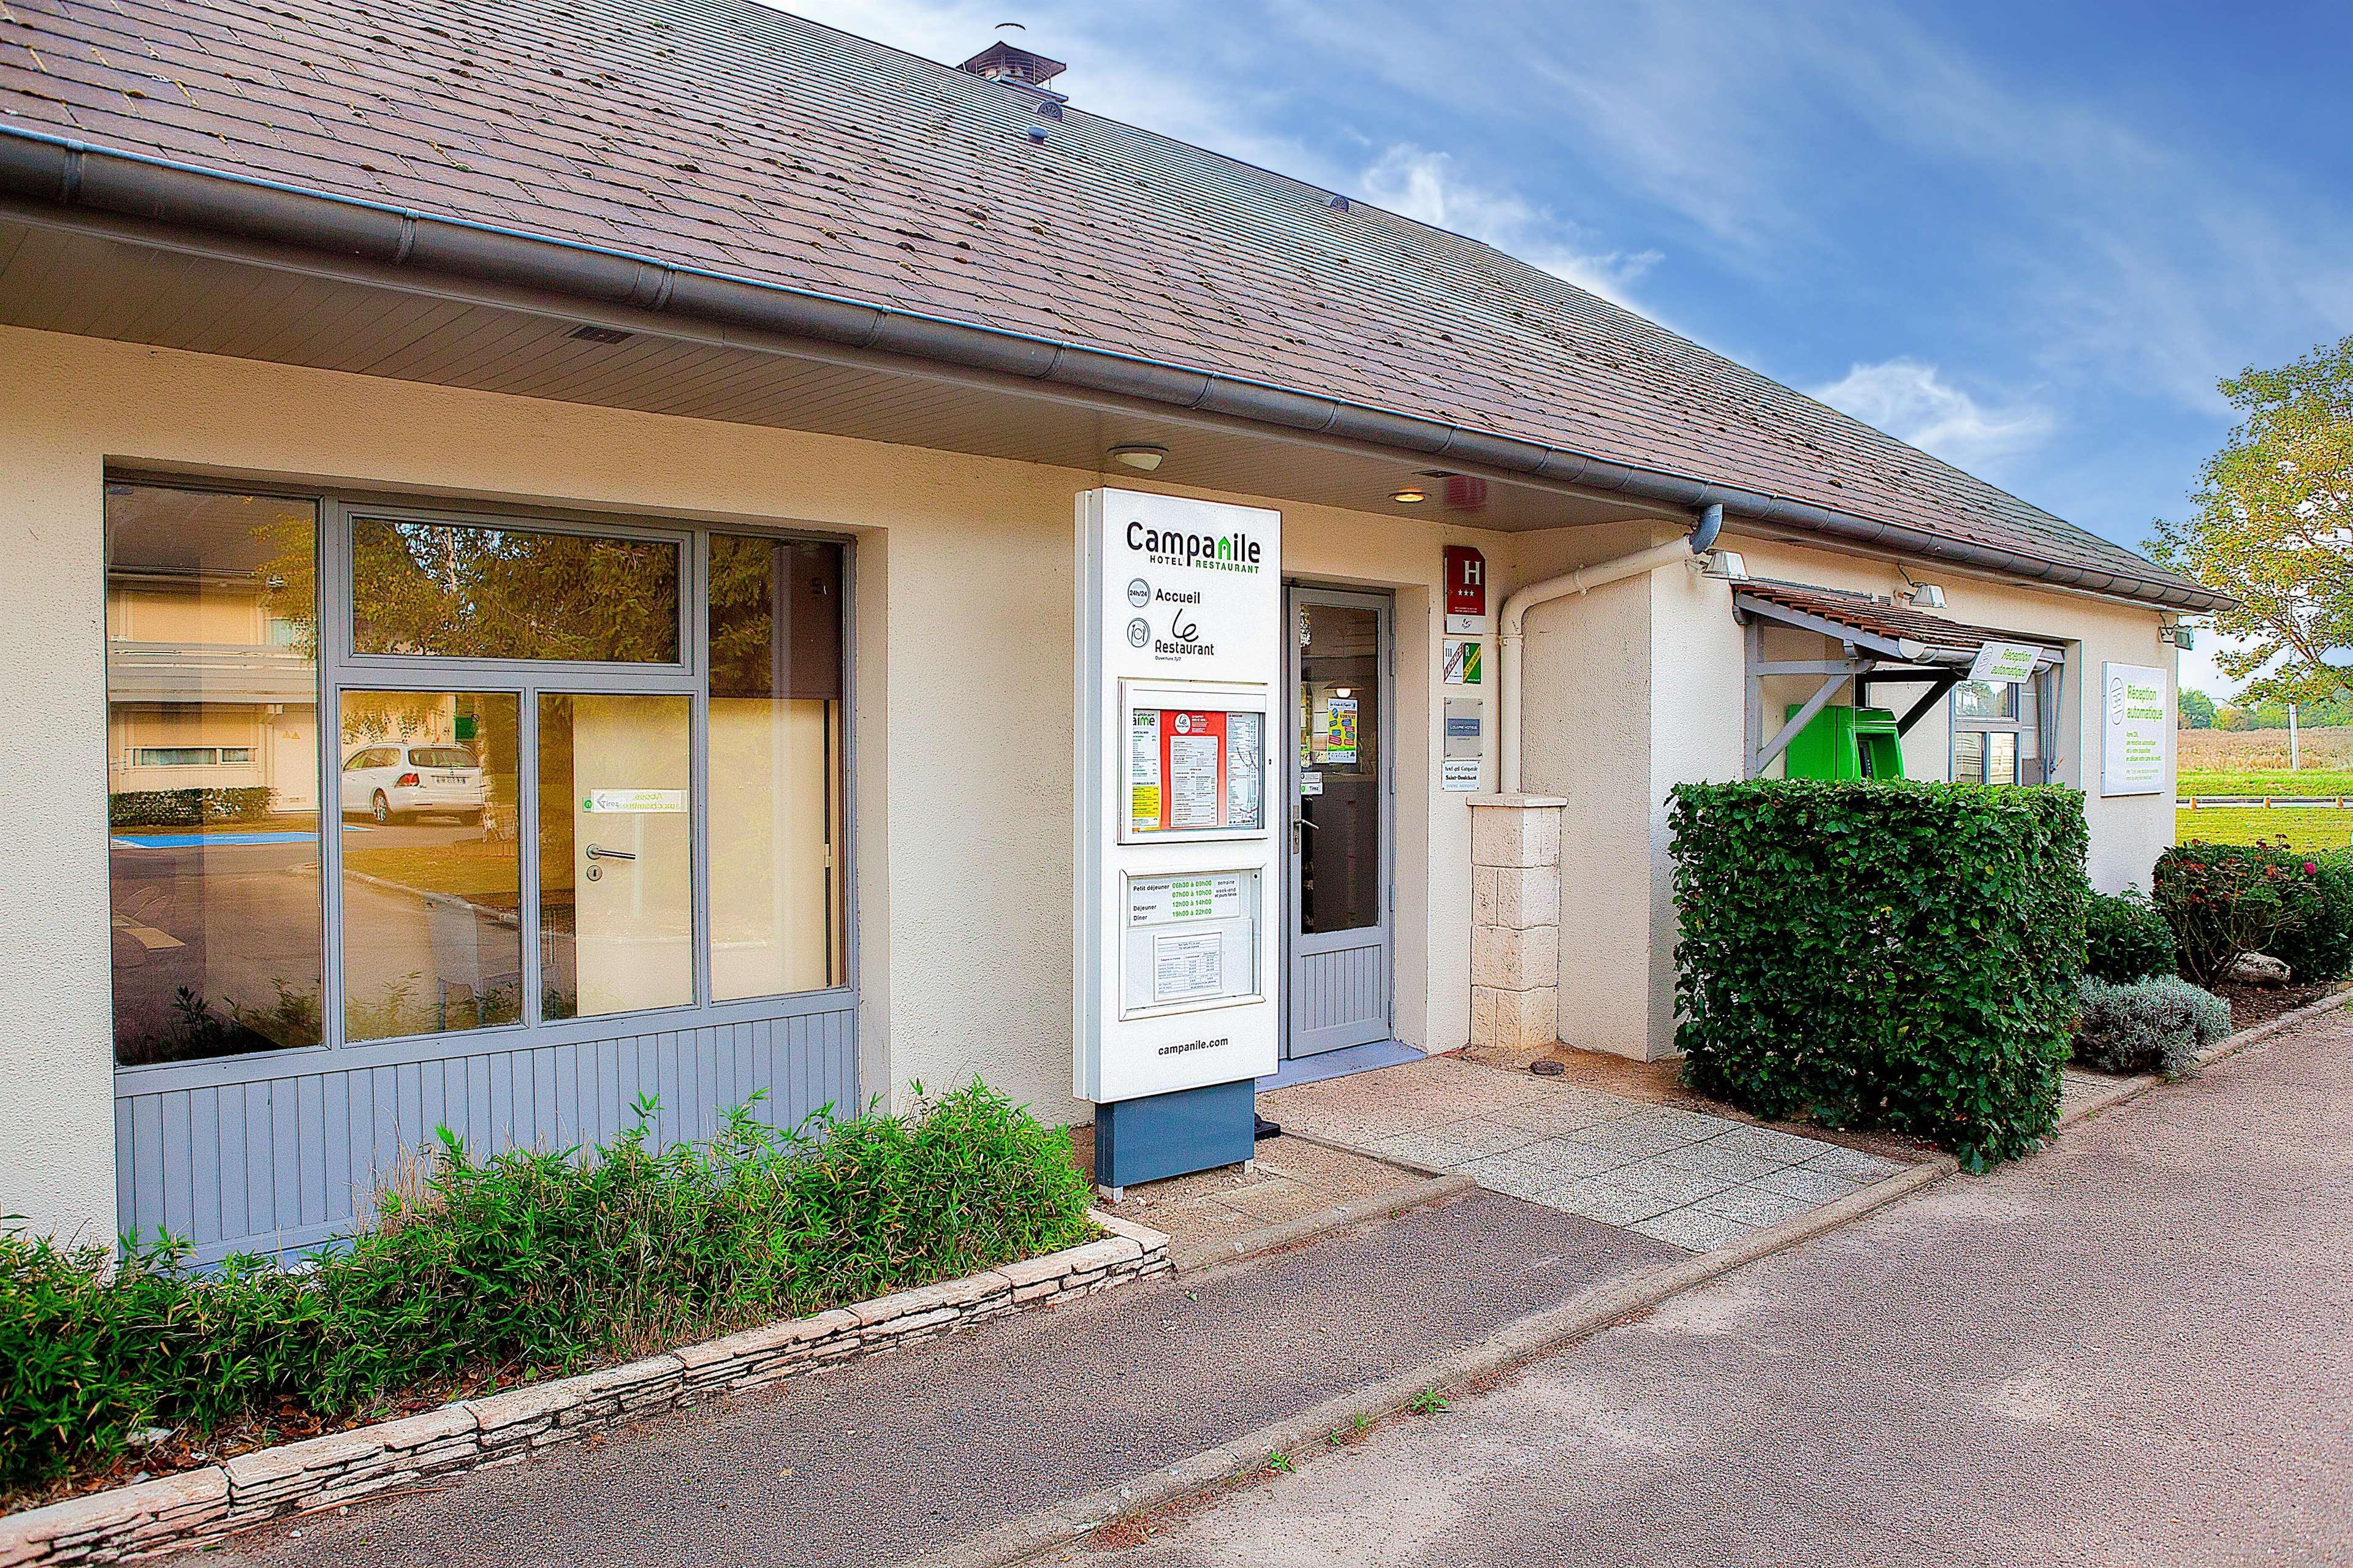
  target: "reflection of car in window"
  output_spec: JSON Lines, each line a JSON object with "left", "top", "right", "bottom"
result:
{"left": 340, "top": 743, "right": 488, "bottom": 824}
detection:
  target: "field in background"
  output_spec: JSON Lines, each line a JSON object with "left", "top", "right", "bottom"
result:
{"left": 2176, "top": 806, "right": 2353, "bottom": 854}
{"left": 2179, "top": 725, "right": 2353, "bottom": 782}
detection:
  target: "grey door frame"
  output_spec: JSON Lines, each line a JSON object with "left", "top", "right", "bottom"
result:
{"left": 1282, "top": 583, "right": 1394, "bottom": 1059}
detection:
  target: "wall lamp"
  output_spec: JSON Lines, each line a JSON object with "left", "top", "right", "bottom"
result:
{"left": 1107, "top": 444, "right": 1167, "bottom": 472}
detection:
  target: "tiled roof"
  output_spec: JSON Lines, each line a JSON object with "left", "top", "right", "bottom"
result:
{"left": 0, "top": 0, "right": 2204, "bottom": 603}
{"left": 1736, "top": 580, "right": 2065, "bottom": 659}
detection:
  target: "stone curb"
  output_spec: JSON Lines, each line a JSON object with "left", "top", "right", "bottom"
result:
{"left": 0, "top": 1212, "right": 1169, "bottom": 1567}
{"left": 897, "top": 1158, "right": 1953, "bottom": 1568}
{"left": 1168, "top": 1173, "right": 1480, "bottom": 1274}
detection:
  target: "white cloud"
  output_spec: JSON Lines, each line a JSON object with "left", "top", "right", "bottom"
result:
{"left": 1809, "top": 358, "right": 2054, "bottom": 470}
{"left": 1358, "top": 145, "right": 1660, "bottom": 303}
{"left": 769, "top": 2, "right": 1660, "bottom": 308}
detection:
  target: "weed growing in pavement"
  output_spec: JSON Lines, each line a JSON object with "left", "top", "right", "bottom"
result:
{"left": 1266, "top": 1451, "right": 1294, "bottom": 1474}
{"left": 1408, "top": 1387, "right": 1450, "bottom": 1415}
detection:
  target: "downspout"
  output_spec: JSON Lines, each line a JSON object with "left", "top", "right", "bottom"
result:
{"left": 1498, "top": 504, "right": 1723, "bottom": 795}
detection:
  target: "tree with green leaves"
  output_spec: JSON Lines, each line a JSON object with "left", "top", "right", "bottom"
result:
{"left": 2178, "top": 688, "right": 2216, "bottom": 729}
{"left": 2151, "top": 334, "right": 2353, "bottom": 707}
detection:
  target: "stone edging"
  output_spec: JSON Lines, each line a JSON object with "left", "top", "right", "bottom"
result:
{"left": 0, "top": 1212, "right": 1169, "bottom": 1567}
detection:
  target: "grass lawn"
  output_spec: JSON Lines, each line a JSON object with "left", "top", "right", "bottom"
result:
{"left": 2176, "top": 806, "right": 2353, "bottom": 854}
{"left": 2178, "top": 768, "right": 2353, "bottom": 797}
{"left": 342, "top": 841, "right": 522, "bottom": 906}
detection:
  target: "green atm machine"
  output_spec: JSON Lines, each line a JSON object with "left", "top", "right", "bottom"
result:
{"left": 1782, "top": 705, "right": 1906, "bottom": 780}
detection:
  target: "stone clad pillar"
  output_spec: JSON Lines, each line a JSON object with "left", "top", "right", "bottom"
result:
{"left": 1467, "top": 793, "right": 1565, "bottom": 1055}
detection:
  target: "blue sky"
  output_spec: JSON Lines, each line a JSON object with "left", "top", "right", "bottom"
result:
{"left": 785, "top": 0, "right": 2353, "bottom": 698}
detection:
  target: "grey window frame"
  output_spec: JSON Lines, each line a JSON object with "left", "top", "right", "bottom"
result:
{"left": 1950, "top": 672, "right": 2050, "bottom": 786}
{"left": 109, "top": 479, "right": 859, "bottom": 1091}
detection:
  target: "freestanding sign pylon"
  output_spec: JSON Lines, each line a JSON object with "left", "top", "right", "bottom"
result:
{"left": 1075, "top": 488, "right": 1282, "bottom": 1194}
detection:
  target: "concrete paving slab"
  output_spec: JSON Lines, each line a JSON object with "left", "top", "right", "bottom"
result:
{"left": 1627, "top": 1206, "right": 1757, "bottom": 1251}
{"left": 1456, "top": 1138, "right": 1625, "bottom": 1187}
{"left": 1798, "top": 1146, "right": 1903, "bottom": 1181}
{"left": 1546, "top": 1176, "right": 1684, "bottom": 1226}
{"left": 1752, "top": 1165, "right": 1869, "bottom": 1203}
{"left": 1692, "top": 1183, "right": 1821, "bottom": 1227}
{"left": 1261, "top": 1055, "right": 1935, "bottom": 1257}
{"left": 1489, "top": 1089, "right": 1638, "bottom": 1134}
{"left": 1625, "top": 1140, "right": 1789, "bottom": 1183}
{"left": 1590, "top": 1157, "right": 1733, "bottom": 1209}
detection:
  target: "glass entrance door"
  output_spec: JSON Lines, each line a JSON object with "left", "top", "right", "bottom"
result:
{"left": 1286, "top": 588, "right": 1392, "bottom": 1057}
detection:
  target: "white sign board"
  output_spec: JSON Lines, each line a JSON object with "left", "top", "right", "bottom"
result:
{"left": 1078, "top": 490, "right": 1281, "bottom": 1103}
{"left": 1441, "top": 757, "right": 1481, "bottom": 792}
{"left": 1968, "top": 641, "right": 2043, "bottom": 685}
{"left": 2100, "top": 662, "right": 2169, "bottom": 797}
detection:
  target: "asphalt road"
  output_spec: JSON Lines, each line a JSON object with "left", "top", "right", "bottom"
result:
{"left": 203, "top": 1192, "right": 1674, "bottom": 1568}
{"left": 1078, "top": 1008, "right": 2353, "bottom": 1567}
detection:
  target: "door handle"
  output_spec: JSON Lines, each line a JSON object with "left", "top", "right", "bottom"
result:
{"left": 585, "top": 844, "right": 636, "bottom": 862}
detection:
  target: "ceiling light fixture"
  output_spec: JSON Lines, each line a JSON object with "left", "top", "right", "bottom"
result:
{"left": 1390, "top": 487, "right": 1427, "bottom": 504}
{"left": 1108, "top": 444, "right": 1168, "bottom": 472}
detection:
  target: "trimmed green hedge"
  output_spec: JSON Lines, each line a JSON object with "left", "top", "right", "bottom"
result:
{"left": 107, "top": 787, "right": 275, "bottom": 828}
{"left": 1669, "top": 780, "right": 2089, "bottom": 1165}
{"left": 0, "top": 1081, "right": 1093, "bottom": 1494}
{"left": 2085, "top": 887, "right": 2178, "bottom": 983}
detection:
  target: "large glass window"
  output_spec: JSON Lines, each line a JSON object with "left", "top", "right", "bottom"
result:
{"left": 108, "top": 486, "right": 849, "bottom": 1066}
{"left": 350, "top": 517, "right": 680, "bottom": 662}
{"left": 106, "top": 483, "right": 323, "bottom": 1066}
{"left": 338, "top": 691, "right": 522, "bottom": 1040}
{"left": 707, "top": 536, "right": 846, "bottom": 999}
{"left": 539, "top": 694, "right": 694, "bottom": 1019}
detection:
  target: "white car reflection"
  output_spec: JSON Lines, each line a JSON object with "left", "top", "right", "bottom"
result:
{"left": 339, "top": 743, "right": 488, "bottom": 824}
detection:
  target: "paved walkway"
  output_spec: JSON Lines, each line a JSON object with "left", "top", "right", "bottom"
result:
{"left": 1079, "top": 1009, "right": 2353, "bottom": 1567}
{"left": 203, "top": 1192, "right": 1674, "bottom": 1568}
{"left": 1079, "top": 1127, "right": 1434, "bottom": 1265}
{"left": 1263, "top": 1056, "right": 1906, "bottom": 1250}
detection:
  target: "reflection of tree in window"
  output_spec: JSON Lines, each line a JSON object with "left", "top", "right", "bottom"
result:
{"left": 104, "top": 483, "right": 324, "bottom": 1065}
{"left": 349, "top": 519, "right": 680, "bottom": 662}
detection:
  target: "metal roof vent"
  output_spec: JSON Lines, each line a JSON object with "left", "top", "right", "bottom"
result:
{"left": 960, "top": 36, "right": 1067, "bottom": 91}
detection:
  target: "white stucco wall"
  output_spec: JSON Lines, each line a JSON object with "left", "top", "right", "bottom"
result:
{"left": 1512, "top": 548, "right": 1657, "bottom": 1056}
{"left": 1509, "top": 528, "right": 2178, "bottom": 1062}
{"left": 0, "top": 325, "right": 1485, "bottom": 1244}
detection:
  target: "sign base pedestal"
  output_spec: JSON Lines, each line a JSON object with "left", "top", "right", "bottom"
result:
{"left": 1094, "top": 1079, "right": 1256, "bottom": 1197}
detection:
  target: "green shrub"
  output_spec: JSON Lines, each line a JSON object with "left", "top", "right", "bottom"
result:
{"left": 2084, "top": 887, "right": 2178, "bottom": 983}
{"left": 2072, "top": 975, "right": 2231, "bottom": 1077}
{"left": 106, "top": 788, "right": 275, "bottom": 828}
{"left": 0, "top": 1081, "right": 1092, "bottom": 1494}
{"left": 1669, "top": 779, "right": 2089, "bottom": 1166}
{"left": 2153, "top": 836, "right": 2349, "bottom": 985}
{"left": 2267, "top": 849, "right": 2353, "bottom": 984}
